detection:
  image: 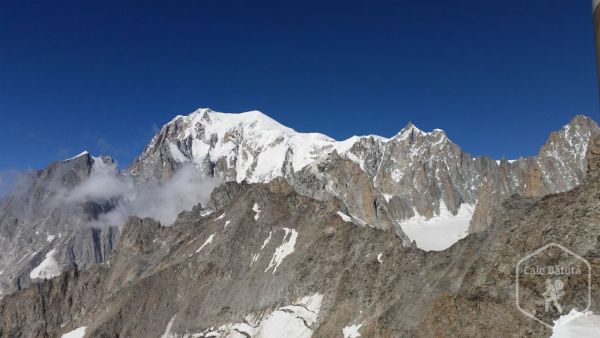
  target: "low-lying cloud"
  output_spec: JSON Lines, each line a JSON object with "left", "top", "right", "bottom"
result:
{"left": 58, "top": 159, "right": 221, "bottom": 226}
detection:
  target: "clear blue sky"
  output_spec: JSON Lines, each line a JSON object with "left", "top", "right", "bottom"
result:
{"left": 0, "top": 0, "right": 598, "bottom": 172}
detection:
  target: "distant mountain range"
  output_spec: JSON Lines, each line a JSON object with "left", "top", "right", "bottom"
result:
{"left": 0, "top": 109, "right": 598, "bottom": 337}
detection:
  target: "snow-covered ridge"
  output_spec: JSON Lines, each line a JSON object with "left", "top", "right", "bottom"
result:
{"left": 63, "top": 151, "right": 89, "bottom": 162}
{"left": 399, "top": 202, "right": 475, "bottom": 251}
{"left": 137, "top": 108, "right": 455, "bottom": 183}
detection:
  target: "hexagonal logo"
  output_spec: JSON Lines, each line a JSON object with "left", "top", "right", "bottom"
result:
{"left": 516, "top": 243, "right": 591, "bottom": 328}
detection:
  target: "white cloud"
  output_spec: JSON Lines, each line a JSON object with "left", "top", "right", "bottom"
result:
{"left": 56, "top": 159, "right": 221, "bottom": 226}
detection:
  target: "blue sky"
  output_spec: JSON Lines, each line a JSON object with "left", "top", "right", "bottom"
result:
{"left": 0, "top": 0, "right": 598, "bottom": 172}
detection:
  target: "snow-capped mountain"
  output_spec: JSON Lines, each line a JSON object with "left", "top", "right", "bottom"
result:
{"left": 129, "top": 109, "right": 385, "bottom": 183}
{"left": 0, "top": 108, "right": 597, "bottom": 300}
{"left": 129, "top": 108, "right": 598, "bottom": 238}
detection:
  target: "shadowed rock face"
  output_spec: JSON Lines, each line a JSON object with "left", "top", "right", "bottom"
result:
{"left": 3, "top": 136, "right": 600, "bottom": 337}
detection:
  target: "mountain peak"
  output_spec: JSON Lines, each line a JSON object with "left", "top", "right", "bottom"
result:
{"left": 396, "top": 121, "right": 424, "bottom": 136}
{"left": 63, "top": 150, "right": 90, "bottom": 162}
{"left": 177, "top": 108, "right": 297, "bottom": 136}
{"left": 556, "top": 115, "right": 599, "bottom": 142}
{"left": 566, "top": 114, "right": 597, "bottom": 128}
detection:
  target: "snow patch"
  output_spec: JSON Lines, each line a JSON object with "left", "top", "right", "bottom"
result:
{"left": 197, "top": 293, "right": 323, "bottom": 338}
{"left": 61, "top": 326, "right": 87, "bottom": 338}
{"left": 399, "top": 202, "right": 474, "bottom": 251}
{"left": 47, "top": 234, "right": 56, "bottom": 242}
{"left": 161, "top": 315, "right": 177, "bottom": 338}
{"left": 168, "top": 142, "right": 188, "bottom": 162}
{"left": 391, "top": 169, "right": 403, "bottom": 183}
{"left": 265, "top": 228, "right": 298, "bottom": 273}
{"left": 215, "top": 213, "right": 225, "bottom": 221}
{"left": 377, "top": 253, "right": 383, "bottom": 263}
{"left": 336, "top": 211, "right": 367, "bottom": 227}
{"left": 252, "top": 203, "right": 261, "bottom": 220}
{"left": 192, "top": 138, "right": 210, "bottom": 162}
{"left": 260, "top": 231, "right": 273, "bottom": 250}
{"left": 251, "top": 231, "right": 272, "bottom": 265}
{"left": 343, "top": 323, "right": 363, "bottom": 338}
{"left": 255, "top": 294, "right": 321, "bottom": 338}
{"left": 196, "top": 234, "right": 215, "bottom": 253}
{"left": 30, "top": 249, "right": 61, "bottom": 280}
{"left": 337, "top": 211, "right": 353, "bottom": 223}
{"left": 63, "top": 151, "right": 89, "bottom": 162}
{"left": 224, "top": 220, "right": 231, "bottom": 228}
{"left": 551, "top": 310, "right": 600, "bottom": 338}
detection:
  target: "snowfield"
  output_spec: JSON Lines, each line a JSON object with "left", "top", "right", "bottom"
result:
{"left": 194, "top": 293, "right": 323, "bottom": 338}
{"left": 399, "top": 203, "right": 474, "bottom": 251}
{"left": 265, "top": 228, "right": 298, "bottom": 273}
{"left": 61, "top": 327, "right": 87, "bottom": 338}
{"left": 30, "top": 249, "right": 61, "bottom": 280}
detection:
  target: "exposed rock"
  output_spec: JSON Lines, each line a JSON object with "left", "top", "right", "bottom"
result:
{"left": 2, "top": 165, "right": 600, "bottom": 337}
{"left": 586, "top": 134, "right": 600, "bottom": 179}
{"left": 0, "top": 153, "right": 119, "bottom": 296}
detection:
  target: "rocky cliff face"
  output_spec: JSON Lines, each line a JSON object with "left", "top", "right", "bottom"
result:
{"left": 0, "top": 153, "right": 119, "bottom": 298}
{"left": 2, "top": 136, "right": 600, "bottom": 337}
{"left": 470, "top": 115, "right": 598, "bottom": 233}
